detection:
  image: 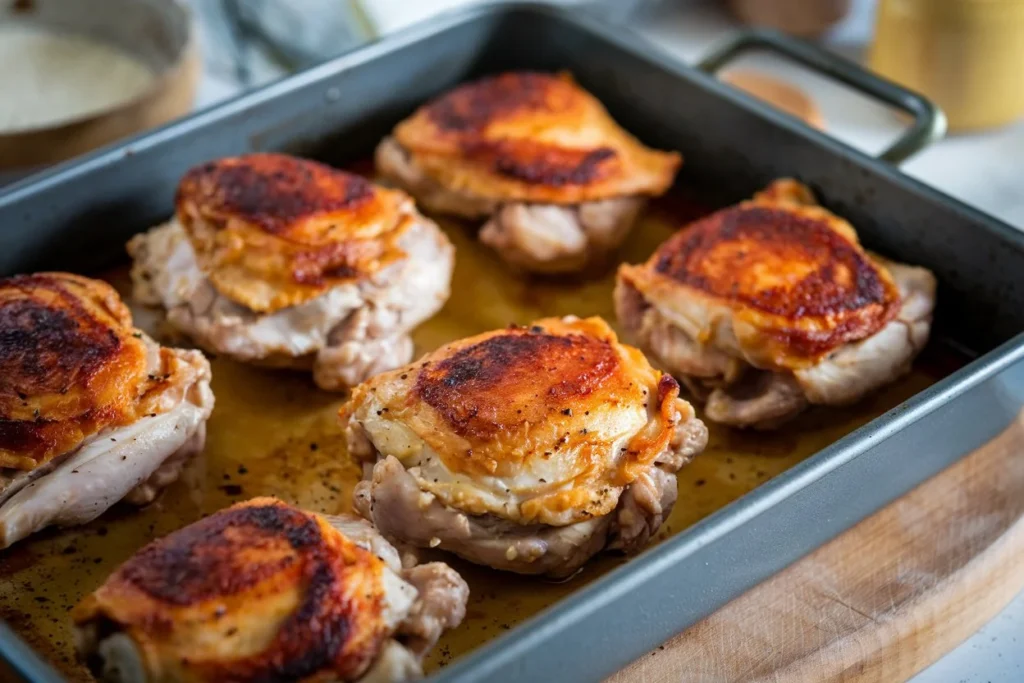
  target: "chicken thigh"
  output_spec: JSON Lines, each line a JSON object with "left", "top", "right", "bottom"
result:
{"left": 376, "top": 72, "right": 680, "bottom": 273}
{"left": 615, "top": 179, "right": 937, "bottom": 429}
{"left": 128, "top": 153, "right": 454, "bottom": 391}
{"left": 73, "top": 497, "right": 468, "bottom": 683}
{"left": 0, "top": 273, "right": 213, "bottom": 548}
{"left": 340, "top": 316, "right": 707, "bottom": 577}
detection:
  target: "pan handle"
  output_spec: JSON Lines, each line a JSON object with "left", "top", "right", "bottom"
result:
{"left": 696, "top": 28, "right": 946, "bottom": 164}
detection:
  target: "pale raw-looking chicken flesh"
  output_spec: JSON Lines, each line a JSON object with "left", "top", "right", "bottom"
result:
{"left": 73, "top": 497, "right": 469, "bottom": 683}
{"left": 0, "top": 273, "right": 213, "bottom": 548}
{"left": 615, "top": 179, "right": 937, "bottom": 429}
{"left": 128, "top": 153, "right": 454, "bottom": 391}
{"left": 376, "top": 72, "right": 681, "bottom": 273}
{"left": 341, "top": 316, "right": 708, "bottom": 577}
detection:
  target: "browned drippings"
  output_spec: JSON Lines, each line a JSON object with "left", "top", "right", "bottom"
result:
{"left": 0, "top": 195, "right": 960, "bottom": 680}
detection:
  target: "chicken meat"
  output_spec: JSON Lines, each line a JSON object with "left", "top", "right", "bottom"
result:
{"left": 340, "top": 316, "right": 708, "bottom": 577}
{"left": 73, "top": 497, "right": 468, "bottom": 683}
{"left": 0, "top": 273, "right": 213, "bottom": 548}
{"left": 128, "top": 153, "right": 454, "bottom": 391}
{"left": 615, "top": 179, "right": 937, "bottom": 429}
{"left": 375, "top": 72, "right": 681, "bottom": 273}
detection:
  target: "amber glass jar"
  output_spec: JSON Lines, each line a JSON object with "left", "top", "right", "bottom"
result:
{"left": 870, "top": 0, "right": 1024, "bottom": 131}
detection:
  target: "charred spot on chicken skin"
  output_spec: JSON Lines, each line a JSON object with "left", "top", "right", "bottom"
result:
{"left": 128, "top": 153, "right": 455, "bottom": 391}
{"left": 0, "top": 274, "right": 148, "bottom": 470}
{"left": 0, "top": 272, "right": 213, "bottom": 547}
{"left": 73, "top": 498, "right": 468, "bottom": 683}
{"left": 341, "top": 316, "right": 708, "bottom": 576}
{"left": 464, "top": 140, "right": 619, "bottom": 187}
{"left": 177, "top": 154, "right": 377, "bottom": 237}
{"left": 615, "top": 179, "right": 936, "bottom": 429}
{"left": 0, "top": 280, "right": 127, "bottom": 400}
{"left": 416, "top": 328, "right": 618, "bottom": 440}
{"left": 652, "top": 205, "right": 900, "bottom": 357}
{"left": 174, "top": 154, "right": 419, "bottom": 310}
{"left": 121, "top": 502, "right": 326, "bottom": 605}
{"left": 377, "top": 72, "right": 680, "bottom": 274}
{"left": 118, "top": 501, "right": 380, "bottom": 681}
{"left": 425, "top": 72, "right": 560, "bottom": 132}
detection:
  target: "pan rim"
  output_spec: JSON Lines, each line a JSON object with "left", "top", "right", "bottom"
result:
{"left": 0, "top": 3, "right": 1021, "bottom": 682}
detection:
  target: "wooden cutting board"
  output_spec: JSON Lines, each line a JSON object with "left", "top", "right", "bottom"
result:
{"left": 610, "top": 411, "right": 1024, "bottom": 683}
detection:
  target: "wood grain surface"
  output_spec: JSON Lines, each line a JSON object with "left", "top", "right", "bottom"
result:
{"left": 610, "top": 411, "right": 1024, "bottom": 683}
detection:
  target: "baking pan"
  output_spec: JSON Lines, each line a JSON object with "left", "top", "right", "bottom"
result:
{"left": 1, "top": 4, "right": 1023, "bottom": 682}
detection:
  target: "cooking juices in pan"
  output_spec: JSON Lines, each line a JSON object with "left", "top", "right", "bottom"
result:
{"left": 0, "top": 193, "right": 963, "bottom": 680}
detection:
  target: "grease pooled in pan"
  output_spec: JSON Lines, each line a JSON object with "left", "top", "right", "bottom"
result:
{"left": 0, "top": 196, "right": 960, "bottom": 680}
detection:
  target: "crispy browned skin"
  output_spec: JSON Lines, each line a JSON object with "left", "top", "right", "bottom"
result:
{"left": 651, "top": 206, "right": 898, "bottom": 355}
{"left": 416, "top": 326, "right": 619, "bottom": 442}
{"left": 409, "top": 318, "right": 675, "bottom": 482}
{"left": 73, "top": 498, "right": 391, "bottom": 683}
{"left": 0, "top": 273, "right": 150, "bottom": 471}
{"left": 342, "top": 317, "right": 684, "bottom": 523}
{"left": 619, "top": 180, "right": 901, "bottom": 365}
{"left": 393, "top": 72, "right": 681, "bottom": 203}
{"left": 176, "top": 154, "right": 416, "bottom": 312}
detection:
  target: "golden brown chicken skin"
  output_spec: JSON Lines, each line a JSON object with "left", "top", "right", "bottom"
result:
{"left": 616, "top": 180, "right": 936, "bottom": 428}
{"left": 73, "top": 497, "right": 468, "bottom": 683}
{"left": 128, "top": 154, "right": 454, "bottom": 391}
{"left": 390, "top": 72, "right": 679, "bottom": 204}
{"left": 342, "top": 317, "right": 707, "bottom": 577}
{"left": 0, "top": 273, "right": 213, "bottom": 547}
{"left": 0, "top": 273, "right": 149, "bottom": 470}
{"left": 175, "top": 153, "right": 416, "bottom": 313}
{"left": 376, "top": 72, "right": 681, "bottom": 273}
{"left": 629, "top": 180, "right": 901, "bottom": 365}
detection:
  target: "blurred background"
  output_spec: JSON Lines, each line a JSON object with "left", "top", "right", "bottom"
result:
{"left": 193, "top": 0, "right": 1024, "bottom": 233}
{"left": 3, "top": 0, "right": 1024, "bottom": 228}
{"left": 0, "top": 0, "right": 1022, "bottom": 681}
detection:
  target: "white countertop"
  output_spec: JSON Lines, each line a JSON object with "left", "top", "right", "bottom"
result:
{"left": 190, "top": 1, "right": 1024, "bottom": 679}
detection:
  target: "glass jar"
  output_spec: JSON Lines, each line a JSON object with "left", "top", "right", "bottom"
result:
{"left": 870, "top": 0, "right": 1024, "bottom": 131}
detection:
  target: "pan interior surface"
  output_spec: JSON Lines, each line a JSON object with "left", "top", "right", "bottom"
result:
{"left": 0, "top": 8, "right": 1011, "bottom": 681}
{"left": 0, "top": 189, "right": 961, "bottom": 680}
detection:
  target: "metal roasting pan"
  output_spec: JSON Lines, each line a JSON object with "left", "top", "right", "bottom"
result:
{"left": 1, "top": 4, "right": 1023, "bottom": 682}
